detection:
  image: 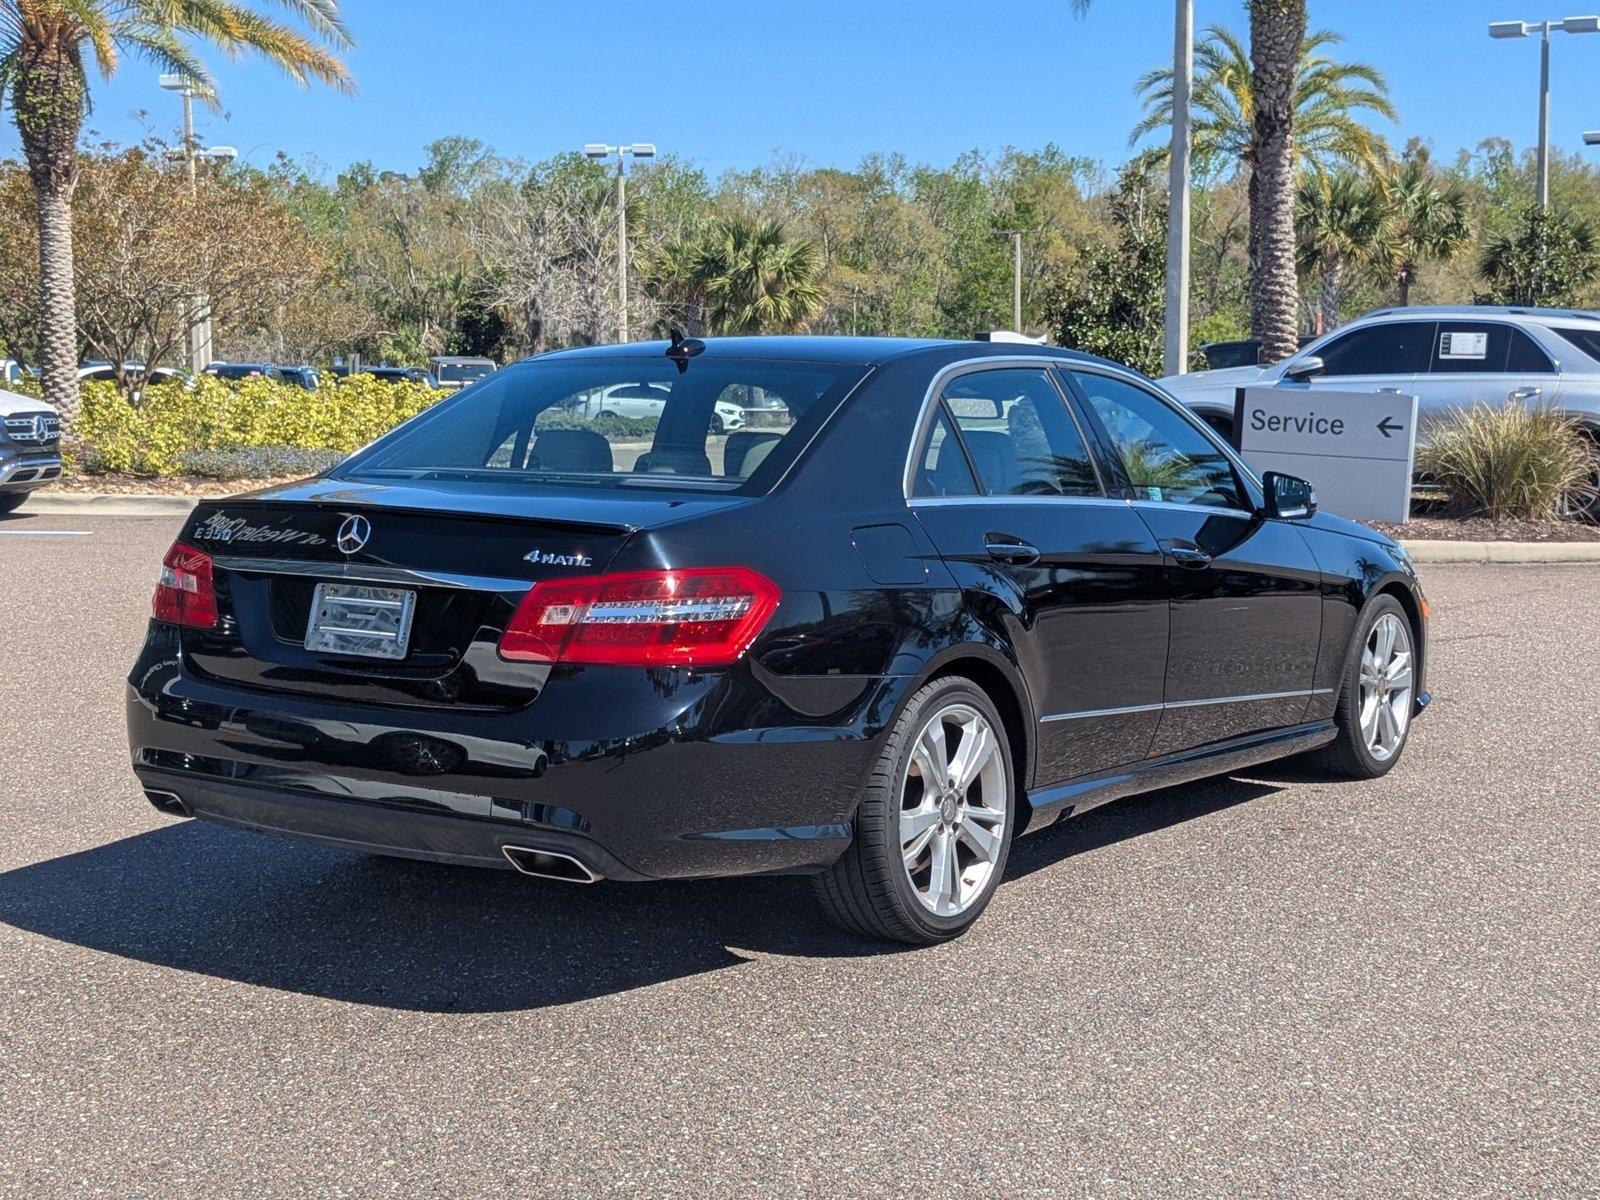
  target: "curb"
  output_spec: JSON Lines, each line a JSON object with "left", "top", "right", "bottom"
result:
{"left": 1400, "top": 539, "right": 1600, "bottom": 565}
{"left": 16, "top": 493, "right": 1600, "bottom": 564}
{"left": 23, "top": 493, "right": 197, "bottom": 517}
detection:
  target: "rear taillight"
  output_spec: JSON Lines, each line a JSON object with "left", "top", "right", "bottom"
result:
{"left": 499, "top": 567, "right": 780, "bottom": 667}
{"left": 152, "top": 542, "right": 218, "bottom": 629}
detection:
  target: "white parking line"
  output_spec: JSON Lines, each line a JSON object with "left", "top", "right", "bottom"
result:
{"left": 0, "top": 530, "right": 94, "bottom": 537}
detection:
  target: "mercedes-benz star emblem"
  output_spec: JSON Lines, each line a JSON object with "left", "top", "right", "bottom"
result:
{"left": 336, "top": 514, "right": 371, "bottom": 556}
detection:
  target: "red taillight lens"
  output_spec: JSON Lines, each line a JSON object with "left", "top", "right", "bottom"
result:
{"left": 152, "top": 542, "right": 218, "bottom": 629}
{"left": 499, "top": 567, "right": 780, "bottom": 667}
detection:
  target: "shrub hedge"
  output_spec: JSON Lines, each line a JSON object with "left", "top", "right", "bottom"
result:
{"left": 1417, "top": 401, "right": 1600, "bottom": 520}
{"left": 73, "top": 375, "right": 443, "bottom": 477}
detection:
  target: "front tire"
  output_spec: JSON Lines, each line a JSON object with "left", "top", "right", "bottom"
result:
{"left": 0, "top": 492, "right": 27, "bottom": 515}
{"left": 813, "top": 677, "right": 1014, "bottom": 945}
{"left": 1309, "top": 595, "right": 1417, "bottom": 779}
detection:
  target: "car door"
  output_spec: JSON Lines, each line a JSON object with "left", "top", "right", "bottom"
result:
{"left": 907, "top": 364, "right": 1170, "bottom": 784}
{"left": 1410, "top": 319, "right": 1560, "bottom": 435}
{"left": 1064, "top": 368, "right": 1325, "bottom": 757}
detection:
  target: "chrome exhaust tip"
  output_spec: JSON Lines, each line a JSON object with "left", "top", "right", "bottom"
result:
{"left": 144, "top": 788, "right": 191, "bottom": 817}
{"left": 501, "top": 845, "right": 601, "bottom": 884}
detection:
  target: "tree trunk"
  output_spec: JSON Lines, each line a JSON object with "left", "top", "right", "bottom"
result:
{"left": 1320, "top": 257, "right": 1344, "bottom": 332}
{"left": 1248, "top": 0, "right": 1306, "bottom": 365}
{"left": 12, "top": 35, "right": 85, "bottom": 429}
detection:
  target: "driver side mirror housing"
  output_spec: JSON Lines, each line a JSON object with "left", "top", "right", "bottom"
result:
{"left": 1283, "top": 355, "right": 1326, "bottom": 383}
{"left": 1263, "top": 471, "right": 1317, "bottom": 520}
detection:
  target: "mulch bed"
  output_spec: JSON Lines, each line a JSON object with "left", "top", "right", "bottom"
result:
{"left": 1365, "top": 515, "right": 1600, "bottom": 542}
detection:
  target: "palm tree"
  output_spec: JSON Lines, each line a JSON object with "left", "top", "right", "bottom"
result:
{"left": 0, "top": 2, "right": 352, "bottom": 427}
{"left": 1131, "top": 25, "right": 1397, "bottom": 178}
{"left": 693, "top": 217, "right": 823, "bottom": 335}
{"left": 1383, "top": 159, "right": 1470, "bottom": 306}
{"left": 1249, "top": 0, "right": 1309, "bottom": 364}
{"left": 1296, "top": 171, "right": 1391, "bottom": 332}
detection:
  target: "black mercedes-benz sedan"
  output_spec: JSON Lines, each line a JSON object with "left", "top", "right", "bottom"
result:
{"left": 127, "top": 335, "right": 1430, "bottom": 944}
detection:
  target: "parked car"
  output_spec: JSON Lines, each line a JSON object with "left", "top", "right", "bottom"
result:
{"left": 128, "top": 336, "right": 1429, "bottom": 944}
{"left": 0, "top": 391, "right": 62, "bottom": 513}
{"left": 429, "top": 356, "right": 497, "bottom": 390}
{"left": 567, "top": 381, "right": 750, "bottom": 434}
{"left": 354, "top": 365, "right": 439, "bottom": 388}
{"left": 78, "top": 361, "right": 191, "bottom": 403}
{"left": 279, "top": 366, "right": 322, "bottom": 391}
{"left": 0, "top": 359, "right": 28, "bottom": 388}
{"left": 1163, "top": 306, "right": 1600, "bottom": 514}
{"left": 1197, "top": 335, "right": 1317, "bottom": 371}
{"left": 204, "top": 362, "right": 286, "bottom": 384}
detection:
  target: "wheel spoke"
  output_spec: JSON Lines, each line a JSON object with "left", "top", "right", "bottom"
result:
{"left": 901, "top": 803, "right": 941, "bottom": 844}
{"left": 957, "top": 818, "right": 1000, "bottom": 862}
{"left": 948, "top": 721, "right": 995, "bottom": 793}
{"left": 1378, "top": 699, "right": 1399, "bottom": 749}
{"left": 965, "top": 801, "right": 1006, "bottom": 827}
{"left": 1360, "top": 693, "right": 1381, "bottom": 742}
{"left": 916, "top": 720, "right": 949, "bottom": 784}
{"left": 927, "top": 828, "right": 955, "bottom": 911}
{"left": 1386, "top": 652, "right": 1412, "bottom": 691}
{"left": 902, "top": 824, "right": 934, "bottom": 869}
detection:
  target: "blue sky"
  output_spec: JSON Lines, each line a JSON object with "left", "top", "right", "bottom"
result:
{"left": 4, "top": 0, "right": 1599, "bottom": 179}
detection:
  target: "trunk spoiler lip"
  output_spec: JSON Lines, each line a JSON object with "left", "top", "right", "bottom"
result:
{"left": 187, "top": 494, "right": 645, "bottom": 538}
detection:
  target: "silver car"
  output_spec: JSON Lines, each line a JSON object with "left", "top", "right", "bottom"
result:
{"left": 1160, "top": 305, "right": 1600, "bottom": 514}
{"left": 0, "top": 390, "right": 62, "bottom": 514}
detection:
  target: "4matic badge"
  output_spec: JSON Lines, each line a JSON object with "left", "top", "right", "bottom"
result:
{"left": 524, "top": 548, "right": 593, "bottom": 568}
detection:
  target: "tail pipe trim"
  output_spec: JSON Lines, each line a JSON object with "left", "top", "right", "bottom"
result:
{"left": 501, "top": 845, "right": 602, "bottom": 884}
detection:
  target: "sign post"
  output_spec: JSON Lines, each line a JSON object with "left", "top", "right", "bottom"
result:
{"left": 1233, "top": 386, "right": 1419, "bottom": 523}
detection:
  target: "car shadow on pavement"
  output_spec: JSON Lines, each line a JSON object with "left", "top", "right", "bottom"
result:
{"left": 0, "top": 774, "right": 1283, "bottom": 1013}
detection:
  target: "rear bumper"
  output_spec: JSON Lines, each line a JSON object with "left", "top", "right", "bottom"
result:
{"left": 127, "top": 639, "right": 890, "bottom": 882}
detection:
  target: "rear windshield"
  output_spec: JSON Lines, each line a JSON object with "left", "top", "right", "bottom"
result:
{"left": 437, "top": 361, "right": 494, "bottom": 382}
{"left": 336, "top": 357, "right": 867, "bottom": 491}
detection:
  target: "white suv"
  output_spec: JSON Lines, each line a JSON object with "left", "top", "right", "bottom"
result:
{"left": 1161, "top": 306, "right": 1600, "bottom": 516}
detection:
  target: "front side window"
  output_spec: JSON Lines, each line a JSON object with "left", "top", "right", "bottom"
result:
{"left": 1070, "top": 371, "right": 1245, "bottom": 509}
{"left": 1312, "top": 322, "right": 1434, "bottom": 377}
{"left": 937, "top": 368, "right": 1100, "bottom": 497}
{"left": 1428, "top": 321, "right": 1554, "bottom": 374}
{"left": 340, "top": 358, "right": 866, "bottom": 492}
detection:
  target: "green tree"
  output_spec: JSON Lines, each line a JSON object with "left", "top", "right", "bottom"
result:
{"left": 1476, "top": 206, "right": 1599, "bottom": 308}
{"left": 1047, "top": 166, "right": 1166, "bottom": 376}
{"left": 0, "top": 1, "right": 351, "bottom": 427}
{"left": 1131, "top": 25, "right": 1396, "bottom": 178}
{"left": 1296, "top": 171, "right": 1390, "bottom": 331}
{"left": 667, "top": 216, "right": 823, "bottom": 335}
{"left": 1384, "top": 158, "right": 1470, "bottom": 306}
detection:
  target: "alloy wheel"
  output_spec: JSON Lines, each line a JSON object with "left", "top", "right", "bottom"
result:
{"left": 1360, "top": 613, "right": 1414, "bottom": 762}
{"left": 899, "top": 703, "right": 1008, "bottom": 917}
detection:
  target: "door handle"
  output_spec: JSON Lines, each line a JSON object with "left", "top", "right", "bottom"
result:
{"left": 1167, "top": 543, "right": 1213, "bottom": 569}
{"left": 984, "top": 535, "right": 1041, "bottom": 566}
{"left": 1377, "top": 387, "right": 1406, "bottom": 395}
{"left": 1508, "top": 386, "right": 1542, "bottom": 403}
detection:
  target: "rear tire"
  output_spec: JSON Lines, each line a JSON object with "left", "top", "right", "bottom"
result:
{"left": 1307, "top": 595, "right": 1416, "bottom": 779}
{"left": 0, "top": 492, "right": 27, "bottom": 515}
{"left": 813, "top": 676, "right": 1014, "bottom": 945}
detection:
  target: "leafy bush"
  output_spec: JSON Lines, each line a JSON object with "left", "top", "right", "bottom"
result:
{"left": 179, "top": 445, "right": 347, "bottom": 481}
{"left": 74, "top": 374, "right": 442, "bottom": 477}
{"left": 536, "top": 408, "right": 658, "bottom": 439}
{"left": 1417, "top": 402, "right": 1599, "bottom": 520}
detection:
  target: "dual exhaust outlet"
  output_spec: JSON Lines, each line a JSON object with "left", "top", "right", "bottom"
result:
{"left": 501, "top": 845, "right": 602, "bottom": 884}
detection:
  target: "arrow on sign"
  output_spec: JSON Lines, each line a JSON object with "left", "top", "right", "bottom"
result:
{"left": 1376, "top": 416, "right": 1405, "bottom": 439}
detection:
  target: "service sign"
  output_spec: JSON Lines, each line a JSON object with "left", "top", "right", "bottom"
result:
{"left": 1232, "top": 386, "right": 1419, "bottom": 523}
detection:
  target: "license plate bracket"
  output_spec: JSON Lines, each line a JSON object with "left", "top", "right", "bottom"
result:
{"left": 304, "top": 582, "right": 416, "bottom": 661}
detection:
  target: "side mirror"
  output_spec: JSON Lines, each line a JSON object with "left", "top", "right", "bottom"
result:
{"left": 1263, "top": 471, "right": 1317, "bottom": 520}
{"left": 1283, "top": 355, "right": 1326, "bottom": 383}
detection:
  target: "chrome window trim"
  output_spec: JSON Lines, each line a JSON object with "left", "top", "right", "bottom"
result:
{"left": 900, "top": 355, "right": 1107, "bottom": 502}
{"left": 1041, "top": 688, "right": 1334, "bottom": 724}
{"left": 907, "top": 494, "right": 1134, "bottom": 509}
{"left": 211, "top": 555, "right": 532, "bottom": 594}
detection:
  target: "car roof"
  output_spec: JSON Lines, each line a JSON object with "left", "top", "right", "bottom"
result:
{"left": 1357, "top": 304, "right": 1600, "bottom": 326}
{"left": 526, "top": 335, "right": 1116, "bottom": 371}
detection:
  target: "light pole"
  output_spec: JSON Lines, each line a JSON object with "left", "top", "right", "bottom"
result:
{"left": 996, "top": 230, "right": 1024, "bottom": 331}
{"left": 584, "top": 142, "right": 656, "bottom": 343}
{"left": 1490, "top": 15, "right": 1600, "bottom": 208}
{"left": 160, "top": 74, "right": 237, "bottom": 371}
{"left": 1163, "top": 0, "right": 1193, "bottom": 377}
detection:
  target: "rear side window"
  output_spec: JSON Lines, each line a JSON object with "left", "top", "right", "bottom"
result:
{"left": 1429, "top": 322, "right": 1554, "bottom": 374}
{"left": 912, "top": 406, "right": 979, "bottom": 497}
{"left": 1314, "top": 322, "right": 1433, "bottom": 377}
{"left": 937, "top": 368, "right": 1100, "bottom": 497}
{"left": 341, "top": 358, "right": 867, "bottom": 492}
{"left": 1550, "top": 325, "right": 1600, "bottom": 364}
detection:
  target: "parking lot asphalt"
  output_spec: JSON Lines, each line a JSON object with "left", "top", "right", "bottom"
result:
{"left": 0, "top": 511, "right": 1595, "bottom": 1198}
